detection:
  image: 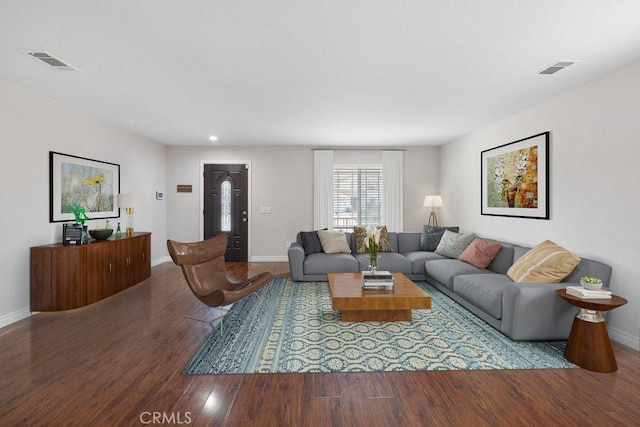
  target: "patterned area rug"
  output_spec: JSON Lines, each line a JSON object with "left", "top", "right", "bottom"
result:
{"left": 183, "top": 277, "right": 575, "bottom": 374}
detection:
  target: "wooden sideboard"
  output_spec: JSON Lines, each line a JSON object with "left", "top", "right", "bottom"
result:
{"left": 30, "top": 232, "right": 151, "bottom": 311}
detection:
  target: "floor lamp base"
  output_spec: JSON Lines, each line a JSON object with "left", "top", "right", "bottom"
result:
{"left": 428, "top": 211, "right": 438, "bottom": 227}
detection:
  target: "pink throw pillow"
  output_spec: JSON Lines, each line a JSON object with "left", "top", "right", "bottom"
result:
{"left": 458, "top": 238, "right": 502, "bottom": 269}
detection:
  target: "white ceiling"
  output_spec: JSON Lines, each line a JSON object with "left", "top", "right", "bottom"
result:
{"left": 2, "top": 1, "right": 640, "bottom": 147}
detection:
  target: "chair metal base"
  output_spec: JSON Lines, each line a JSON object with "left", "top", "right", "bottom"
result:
{"left": 184, "top": 293, "right": 262, "bottom": 335}
{"left": 184, "top": 305, "right": 231, "bottom": 335}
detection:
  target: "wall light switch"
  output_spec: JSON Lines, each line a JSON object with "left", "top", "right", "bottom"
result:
{"left": 260, "top": 206, "right": 272, "bottom": 214}
{"left": 156, "top": 191, "right": 164, "bottom": 200}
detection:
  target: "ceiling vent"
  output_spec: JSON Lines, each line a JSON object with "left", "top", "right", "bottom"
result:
{"left": 538, "top": 60, "right": 577, "bottom": 75}
{"left": 21, "top": 50, "right": 80, "bottom": 71}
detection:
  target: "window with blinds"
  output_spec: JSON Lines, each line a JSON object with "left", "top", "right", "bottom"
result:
{"left": 333, "top": 166, "right": 382, "bottom": 230}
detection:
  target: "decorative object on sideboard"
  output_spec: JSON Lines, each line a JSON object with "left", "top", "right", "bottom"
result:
{"left": 423, "top": 195, "right": 443, "bottom": 227}
{"left": 49, "top": 151, "right": 120, "bottom": 223}
{"left": 115, "top": 222, "right": 122, "bottom": 238}
{"left": 580, "top": 276, "right": 603, "bottom": 290}
{"left": 118, "top": 193, "right": 137, "bottom": 236}
{"left": 62, "top": 223, "right": 84, "bottom": 246}
{"left": 70, "top": 203, "right": 89, "bottom": 244}
{"left": 89, "top": 229, "right": 113, "bottom": 240}
{"left": 88, "top": 220, "right": 113, "bottom": 240}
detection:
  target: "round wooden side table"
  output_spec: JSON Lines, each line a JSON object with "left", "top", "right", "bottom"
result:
{"left": 556, "top": 289, "right": 627, "bottom": 372}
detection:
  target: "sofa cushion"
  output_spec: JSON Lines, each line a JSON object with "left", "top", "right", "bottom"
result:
{"left": 397, "top": 232, "right": 421, "bottom": 253}
{"left": 419, "top": 225, "right": 459, "bottom": 251}
{"left": 453, "top": 274, "right": 512, "bottom": 319}
{"left": 458, "top": 238, "right": 503, "bottom": 269}
{"left": 404, "top": 251, "right": 448, "bottom": 275}
{"left": 304, "top": 253, "right": 358, "bottom": 274}
{"left": 300, "top": 231, "right": 323, "bottom": 255}
{"left": 507, "top": 240, "right": 581, "bottom": 283}
{"left": 317, "top": 230, "right": 352, "bottom": 254}
{"left": 353, "top": 226, "right": 393, "bottom": 253}
{"left": 425, "top": 259, "right": 491, "bottom": 290}
{"left": 486, "top": 242, "right": 516, "bottom": 274}
{"left": 435, "top": 230, "right": 476, "bottom": 258}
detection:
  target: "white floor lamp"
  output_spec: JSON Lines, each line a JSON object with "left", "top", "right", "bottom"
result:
{"left": 423, "top": 195, "right": 443, "bottom": 227}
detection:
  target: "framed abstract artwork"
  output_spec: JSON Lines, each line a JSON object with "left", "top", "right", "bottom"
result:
{"left": 50, "top": 152, "right": 120, "bottom": 222}
{"left": 481, "top": 132, "right": 549, "bottom": 219}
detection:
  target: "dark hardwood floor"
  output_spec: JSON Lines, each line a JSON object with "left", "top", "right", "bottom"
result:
{"left": 1, "top": 261, "right": 638, "bottom": 426}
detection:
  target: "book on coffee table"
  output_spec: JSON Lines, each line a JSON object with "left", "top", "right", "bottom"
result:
{"left": 362, "top": 271, "right": 393, "bottom": 281}
{"left": 362, "top": 281, "right": 394, "bottom": 290}
{"left": 362, "top": 271, "right": 394, "bottom": 290}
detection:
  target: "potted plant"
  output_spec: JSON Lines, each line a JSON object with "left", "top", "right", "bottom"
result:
{"left": 70, "top": 204, "right": 90, "bottom": 244}
{"left": 580, "top": 276, "right": 603, "bottom": 290}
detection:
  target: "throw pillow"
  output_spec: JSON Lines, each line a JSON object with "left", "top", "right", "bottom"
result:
{"left": 317, "top": 230, "right": 352, "bottom": 254}
{"left": 353, "top": 226, "right": 393, "bottom": 253}
{"left": 458, "top": 237, "right": 503, "bottom": 269}
{"left": 507, "top": 240, "right": 581, "bottom": 283}
{"left": 435, "top": 230, "right": 476, "bottom": 258}
{"left": 419, "top": 225, "right": 460, "bottom": 251}
{"left": 300, "top": 231, "right": 323, "bottom": 255}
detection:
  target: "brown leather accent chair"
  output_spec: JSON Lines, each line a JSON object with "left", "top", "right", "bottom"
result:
{"left": 167, "top": 233, "right": 273, "bottom": 329}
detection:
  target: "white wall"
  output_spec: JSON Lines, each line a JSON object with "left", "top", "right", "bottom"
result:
{"left": 440, "top": 62, "right": 640, "bottom": 349}
{"left": 166, "top": 146, "right": 440, "bottom": 259}
{"left": 0, "top": 81, "right": 168, "bottom": 327}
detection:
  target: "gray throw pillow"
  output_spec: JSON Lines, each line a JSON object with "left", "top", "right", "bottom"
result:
{"left": 435, "top": 230, "right": 476, "bottom": 258}
{"left": 420, "top": 225, "right": 460, "bottom": 251}
{"left": 300, "top": 231, "right": 323, "bottom": 255}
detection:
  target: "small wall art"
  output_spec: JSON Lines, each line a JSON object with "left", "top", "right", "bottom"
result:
{"left": 481, "top": 132, "right": 549, "bottom": 219}
{"left": 50, "top": 151, "right": 120, "bottom": 222}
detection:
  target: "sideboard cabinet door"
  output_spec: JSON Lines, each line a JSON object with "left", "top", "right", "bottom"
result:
{"left": 30, "top": 245, "right": 87, "bottom": 311}
{"left": 86, "top": 241, "right": 117, "bottom": 304}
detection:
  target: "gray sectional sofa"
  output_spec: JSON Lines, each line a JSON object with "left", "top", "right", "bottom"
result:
{"left": 288, "top": 231, "right": 612, "bottom": 341}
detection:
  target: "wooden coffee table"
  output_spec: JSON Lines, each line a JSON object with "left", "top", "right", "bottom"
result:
{"left": 328, "top": 272, "right": 431, "bottom": 322}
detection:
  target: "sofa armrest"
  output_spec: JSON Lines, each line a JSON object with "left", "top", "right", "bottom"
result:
{"left": 501, "top": 282, "right": 577, "bottom": 340}
{"left": 288, "top": 242, "right": 306, "bottom": 281}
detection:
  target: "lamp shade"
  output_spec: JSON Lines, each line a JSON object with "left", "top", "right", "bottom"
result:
{"left": 423, "top": 195, "right": 443, "bottom": 209}
{"left": 118, "top": 193, "right": 137, "bottom": 208}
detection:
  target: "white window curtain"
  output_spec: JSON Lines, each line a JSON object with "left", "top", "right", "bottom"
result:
{"left": 381, "top": 150, "right": 403, "bottom": 232}
{"left": 314, "top": 150, "right": 334, "bottom": 230}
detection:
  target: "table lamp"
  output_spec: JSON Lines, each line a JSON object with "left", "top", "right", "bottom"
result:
{"left": 118, "top": 193, "right": 137, "bottom": 236}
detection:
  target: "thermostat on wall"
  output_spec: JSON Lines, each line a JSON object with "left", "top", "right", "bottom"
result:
{"left": 156, "top": 191, "right": 164, "bottom": 200}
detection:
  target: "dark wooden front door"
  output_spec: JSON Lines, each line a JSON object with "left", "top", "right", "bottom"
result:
{"left": 203, "top": 164, "right": 248, "bottom": 261}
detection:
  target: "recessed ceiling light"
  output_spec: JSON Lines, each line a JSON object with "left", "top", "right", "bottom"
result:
{"left": 209, "top": 135, "right": 218, "bottom": 142}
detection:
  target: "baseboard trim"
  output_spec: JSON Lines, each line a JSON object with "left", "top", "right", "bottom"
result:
{"left": 152, "top": 256, "right": 172, "bottom": 267}
{"left": 0, "top": 307, "right": 31, "bottom": 330}
{"left": 609, "top": 325, "right": 639, "bottom": 351}
{"left": 250, "top": 255, "right": 289, "bottom": 263}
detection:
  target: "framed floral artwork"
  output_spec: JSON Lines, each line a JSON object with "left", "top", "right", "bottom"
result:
{"left": 481, "top": 132, "right": 549, "bottom": 219}
{"left": 49, "top": 152, "right": 120, "bottom": 222}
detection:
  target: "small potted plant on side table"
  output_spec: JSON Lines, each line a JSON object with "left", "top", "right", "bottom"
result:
{"left": 580, "top": 276, "right": 603, "bottom": 290}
